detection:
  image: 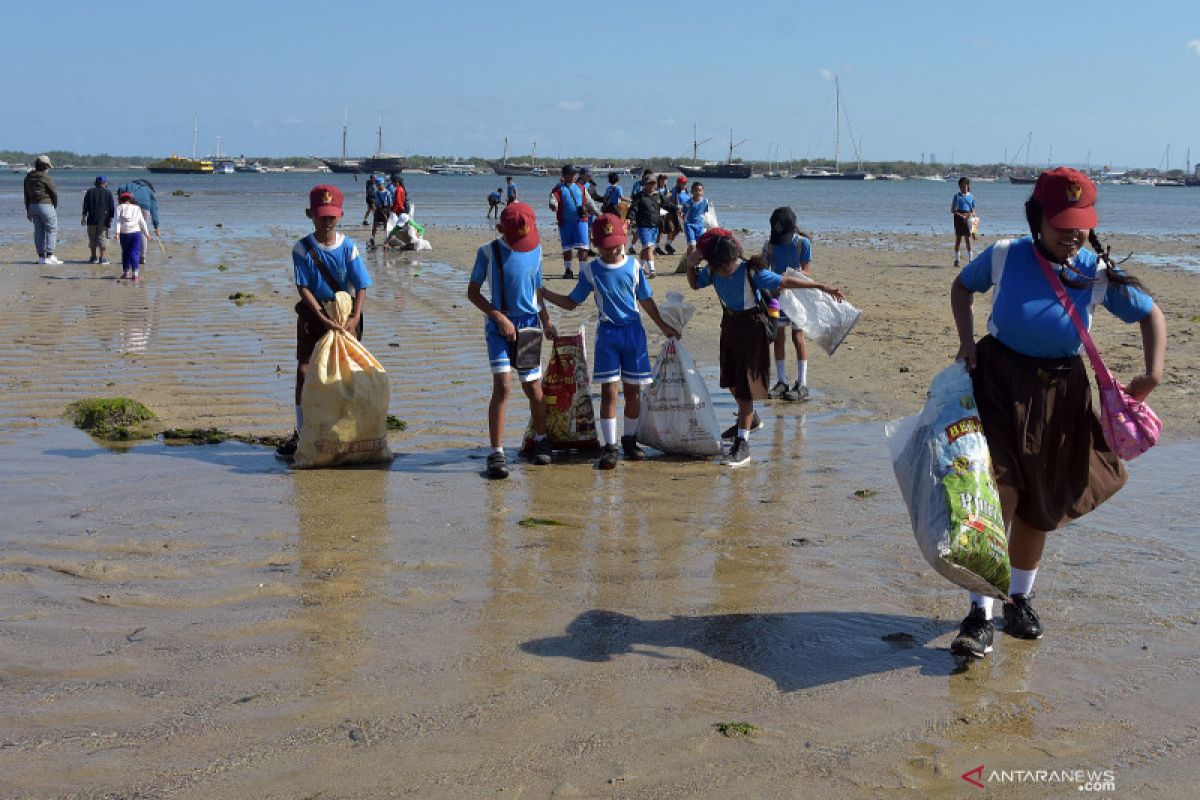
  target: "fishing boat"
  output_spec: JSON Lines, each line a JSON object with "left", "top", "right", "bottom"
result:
{"left": 318, "top": 111, "right": 363, "bottom": 174}
{"left": 793, "top": 78, "right": 866, "bottom": 180}
{"left": 490, "top": 138, "right": 546, "bottom": 176}
{"left": 234, "top": 159, "right": 267, "bottom": 173}
{"left": 429, "top": 163, "right": 478, "bottom": 175}
{"left": 677, "top": 126, "right": 752, "bottom": 179}
{"left": 148, "top": 115, "right": 214, "bottom": 174}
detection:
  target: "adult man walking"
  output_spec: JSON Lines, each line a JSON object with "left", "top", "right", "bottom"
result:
{"left": 81, "top": 176, "right": 116, "bottom": 264}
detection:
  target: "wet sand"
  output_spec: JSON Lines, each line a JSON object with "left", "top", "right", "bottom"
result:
{"left": 0, "top": 225, "right": 1198, "bottom": 798}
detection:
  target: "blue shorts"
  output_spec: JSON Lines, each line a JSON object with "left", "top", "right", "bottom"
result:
{"left": 558, "top": 220, "right": 588, "bottom": 250}
{"left": 485, "top": 313, "right": 542, "bottom": 382}
{"left": 593, "top": 320, "right": 653, "bottom": 385}
{"left": 636, "top": 226, "right": 659, "bottom": 246}
{"left": 685, "top": 221, "right": 703, "bottom": 244}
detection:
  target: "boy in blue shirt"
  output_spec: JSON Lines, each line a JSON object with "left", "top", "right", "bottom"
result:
{"left": 467, "top": 202, "right": 558, "bottom": 478}
{"left": 541, "top": 214, "right": 679, "bottom": 469}
{"left": 487, "top": 188, "right": 503, "bottom": 219}
{"left": 680, "top": 182, "right": 709, "bottom": 257}
{"left": 549, "top": 164, "right": 594, "bottom": 280}
{"left": 277, "top": 184, "right": 372, "bottom": 458}
{"left": 368, "top": 178, "right": 392, "bottom": 249}
{"left": 601, "top": 172, "right": 623, "bottom": 215}
{"left": 505, "top": 176, "right": 518, "bottom": 205}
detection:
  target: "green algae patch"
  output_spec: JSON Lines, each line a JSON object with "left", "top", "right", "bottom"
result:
{"left": 67, "top": 398, "right": 156, "bottom": 441}
{"left": 161, "top": 428, "right": 288, "bottom": 449}
{"left": 518, "top": 517, "right": 563, "bottom": 528}
{"left": 386, "top": 415, "right": 407, "bottom": 431}
{"left": 228, "top": 291, "right": 257, "bottom": 305}
{"left": 714, "top": 722, "right": 758, "bottom": 737}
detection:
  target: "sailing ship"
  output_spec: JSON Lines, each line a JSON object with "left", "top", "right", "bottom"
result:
{"left": 490, "top": 138, "right": 547, "bottom": 176}
{"left": 209, "top": 132, "right": 235, "bottom": 174}
{"left": 359, "top": 113, "right": 406, "bottom": 174}
{"left": 794, "top": 77, "right": 865, "bottom": 180}
{"left": 318, "top": 110, "right": 362, "bottom": 173}
{"left": 676, "top": 126, "right": 752, "bottom": 179}
{"left": 147, "top": 115, "right": 214, "bottom": 174}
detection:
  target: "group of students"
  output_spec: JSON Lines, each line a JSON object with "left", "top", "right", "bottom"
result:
{"left": 486, "top": 177, "right": 520, "bottom": 219}
{"left": 363, "top": 173, "right": 410, "bottom": 249}
{"left": 280, "top": 165, "right": 1167, "bottom": 664}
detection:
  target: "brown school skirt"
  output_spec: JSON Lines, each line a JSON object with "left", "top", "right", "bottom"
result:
{"left": 719, "top": 309, "right": 771, "bottom": 401}
{"left": 972, "top": 335, "right": 1127, "bottom": 531}
{"left": 295, "top": 301, "right": 363, "bottom": 362}
{"left": 953, "top": 213, "right": 971, "bottom": 237}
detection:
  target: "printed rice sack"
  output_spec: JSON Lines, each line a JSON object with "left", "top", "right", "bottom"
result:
{"left": 523, "top": 327, "right": 598, "bottom": 451}
{"left": 776, "top": 268, "right": 862, "bottom": 355}
{"left": 885, "top": 362, "right": 1010, "bottom": 599}
{"left": 638, "top": 292, "right": 722, "bottom": 456}
{"left": 293, "top": 292, "right": 394, "bottom": 469}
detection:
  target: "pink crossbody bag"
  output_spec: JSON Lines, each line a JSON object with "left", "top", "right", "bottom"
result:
{"left": 1032, "top": 248, "right": 1161, "bottom": 460}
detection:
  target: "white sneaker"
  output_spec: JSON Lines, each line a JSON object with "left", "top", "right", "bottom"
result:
{"left": 44, "top": 255, "right": 63, "bottom": 265}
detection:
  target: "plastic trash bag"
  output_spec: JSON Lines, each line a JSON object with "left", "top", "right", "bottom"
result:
{"left": 386, "top": 212, "right": 432, "bottom": 250}
{"left": 776, "top": 268, "right": 862, "bottom": 355}
{"left": 523, "top": 326, "right": 598, "bottom": 451}
{"left": 638, "top": 292, "right": 722, "bottom": 456}
{"left": 885, "top": 362, "right": 1010, "bottom": 599}
{"left": 293, "top": 292, "right": 394, "bottom": 469}
{"left": 701, "top": 203, "right": 719, "bottom": 231}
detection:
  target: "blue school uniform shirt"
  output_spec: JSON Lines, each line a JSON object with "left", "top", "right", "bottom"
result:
{"left": 959, "top": 237, "right": 1154, "bottom": 359}
{"left": 694, "top": 261, "right": 782, "bottom": 311}
{"left": 673, "top": 186, "right": 689, "bottom": 206}
{"left": 554, "top": 182, "right": 586, "bottom": 226}
{"left": 506, "top": 183, "right": 518, "bottom": 201}
{"left": 568, "top": 256, "right": 651, "bottom": 326}
{"left": 952, "top": 192, "right": 976, "bottom": 213}
{"left": 763, "top": 234, "right": 813, "bottom": 274}
{"left": 488, "top": 191, "right": 502, "bottom": 203}
{"left": 292, "top": 233, "right": 372, "bottom": 303}
{"left": 470, "top": 239, "right": 543, "bottom": 319}
{"left": 682, "top": 197, "right": 709, "bottom": 225}
{"left": 603, "top": 184, "right": 623, "bottom": 207}
{"left": 375, "top": 185, "right": 394, "bottom": 208}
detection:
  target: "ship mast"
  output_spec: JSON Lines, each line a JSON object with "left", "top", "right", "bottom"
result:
{"left": 691, "top": 124, "right": 712, "bottom": 163}
{"left": 727, "top": 129, "right": 746, "bottom": 164}
{"left": 377, "top": 112, "right": 383, "bottom": 156}
{"left": 342, "top": 108, "right": 349, "bottom": 161}
{"left": 834, "top": 77, "right": 840, "bottom": 173}
{"left": 192, "top": 114, "right": 198, "bottom": 160}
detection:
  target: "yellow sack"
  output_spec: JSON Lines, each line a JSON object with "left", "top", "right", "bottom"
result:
{"left": 293, "top": 292, "right": 394, "bottom": 469}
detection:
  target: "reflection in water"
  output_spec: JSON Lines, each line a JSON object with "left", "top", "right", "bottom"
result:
{"left": 293, "top": 468, "right": 389, "bottom": 699}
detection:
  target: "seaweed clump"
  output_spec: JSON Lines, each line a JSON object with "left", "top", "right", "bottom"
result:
{"left": 67, "top": 398, "right": 155, "bottom": 440}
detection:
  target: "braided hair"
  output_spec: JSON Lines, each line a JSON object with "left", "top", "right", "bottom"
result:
{"left": 1024, "top": 197, "right": 1146, "bottom": 293}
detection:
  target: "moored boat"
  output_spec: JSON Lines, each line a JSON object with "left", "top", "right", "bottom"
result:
{"left": 147, "top": 154, "right": 214, "bottom": 174}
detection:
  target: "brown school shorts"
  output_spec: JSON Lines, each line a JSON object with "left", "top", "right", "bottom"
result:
{"left": 953, "top": 214, "right": 971, "bottom": 237}
{"left": 295, "top": 301, "right": 363, "bottom": 363}
{"left": 719, "top": 309, "right": 771, "bottom": 401}
{"left": 971, "top": 335, "right": 1127, "bottom": 531}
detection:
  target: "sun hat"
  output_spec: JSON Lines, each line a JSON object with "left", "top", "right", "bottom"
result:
{"left": 499, "top": 202, "right": 540, "bottom": 252}
{"left": 1032, "top": 167, "right": 1097, "bottom": 229}
{"left": 34, "top": 155, "right": 52, "bottom": 168}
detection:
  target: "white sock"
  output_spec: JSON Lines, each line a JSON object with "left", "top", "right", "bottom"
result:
{"left": 492, "top": 446, "right": 504, "bottom": 455}
{"left": 797, "top": 360, "right": 808, "bottom": 387}
{"left": 599, "top": 417, "right": 617, "bottom": 447}
{"left": 775, "top": 359, "right": 787, "bottom": 383}
{"left": 648, "top": 260, "right": 655, "bottom": 273}
{"left": 737, "top": 428, "right": 750, "bottom": 441}
{"left": 623, "top": 414, "right": 640, "bottom": 437}
{"left": 294, "top": 405, "right": 303, "bottom": 430}
{"left": 1009, "top": 567, "right": 1038, "bottom": 597}
{"left": 968, "top": 594, "right": 994, "bottom": 619}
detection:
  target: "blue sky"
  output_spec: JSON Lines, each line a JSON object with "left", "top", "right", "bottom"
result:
{"left": 5, "top": 1, "right": 1198, "bottom": 169}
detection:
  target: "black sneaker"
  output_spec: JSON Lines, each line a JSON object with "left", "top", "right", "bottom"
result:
{"left": 768, "top": 380, "right": 789, "bottom": 400}
{"left": 723, "top": 436, "right": 751, "bottom": 467}
{"left": 950, "top": 604, "right": 995, "bottom": 658}
{"left": 1002, "top": 593, "right": 1044, "bottom": 639}
{"left": 654, "top": 246, "right": 666, "bottom": 256}
{"left": 530, "top": 437, "right": 553, "bottom": 465}
{"left": 563, "top": 269, "right": 574, "bottom": 280}
{"left": 621, "top": 435, "right": 645, "bottom": 461}
{"left": 720, "top": 412, "right": 762, "bottom": 440}
{"left": 486, "top": 451, "right": 509, "bottom": 479}
{"left": 275, "top": 430, "right": 299, "bottom": 459}
{"left": 664, "top": 243, "right": 676, "bottom": 255}
{"left": 596, "top": 445, "right": 619, "bottom": 470}
{"left": 791, "top": 382, "right": 810, "bottom": 402}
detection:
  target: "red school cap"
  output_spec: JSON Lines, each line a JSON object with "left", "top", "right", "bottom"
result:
{"left": 308, "top": 184, "right": 344, "bottom": 218}
{"left": 696, "top": 227, "right": 737, "bottom": 260}
{"left": 1032, "top": 167, "right": 1097, "bottom": 229}
{"left": 592, "top": 213, "right": 627, "bottom": 249}
{"left": 499, "top": 202, "right": 540, "bottom": 252}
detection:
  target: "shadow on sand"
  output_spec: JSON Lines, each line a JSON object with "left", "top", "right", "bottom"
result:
{"left": 522, "top": 609, "right": 957, "bottom": 692}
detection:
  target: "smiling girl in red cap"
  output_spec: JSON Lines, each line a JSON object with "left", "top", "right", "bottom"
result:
{"left": 947, "top": 167, "right": 1167, "bottom": 659}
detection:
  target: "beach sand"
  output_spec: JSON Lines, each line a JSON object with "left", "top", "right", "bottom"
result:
{"left": 0, "top": 225, "right": 1197, "bottom": 798}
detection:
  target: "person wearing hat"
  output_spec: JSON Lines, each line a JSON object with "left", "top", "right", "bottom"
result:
{"left": 276, "top": 184, "right": 372, "bottom": 459}
{"left": 81, "top": 176, "right": 116, "bottom": 264}
{"left": 467, "top": 201, "right": 558, "bottom": 478}
{"left": 541, "top": 213, "right": 679, "bottom": 470}
{"left": 549, "top": 164, "right": 594, "bottom": 279}
{"left": 23, "top": 155, "right": 60, "bottom": 265}
{"left": 947, "top": 166, "right": 1167, "bottom": 660}
{"left": 111, "top": 191, "right": 154, "bottom": 280}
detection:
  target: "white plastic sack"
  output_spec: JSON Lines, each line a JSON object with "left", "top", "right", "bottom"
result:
{"left": 386, "top": 212, "right": 431, "bottom": 250}
{"left": 885, "top": 362, "right": 1010, "bottom": 599}
{"left": 638, "top": 292, "right": 722, "bottom": 456}
{"left": 776, "top": 268, "right": 862, "bottom": 355}
{"left": 701, "top": 203, "right": 719, "bottom": 231}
